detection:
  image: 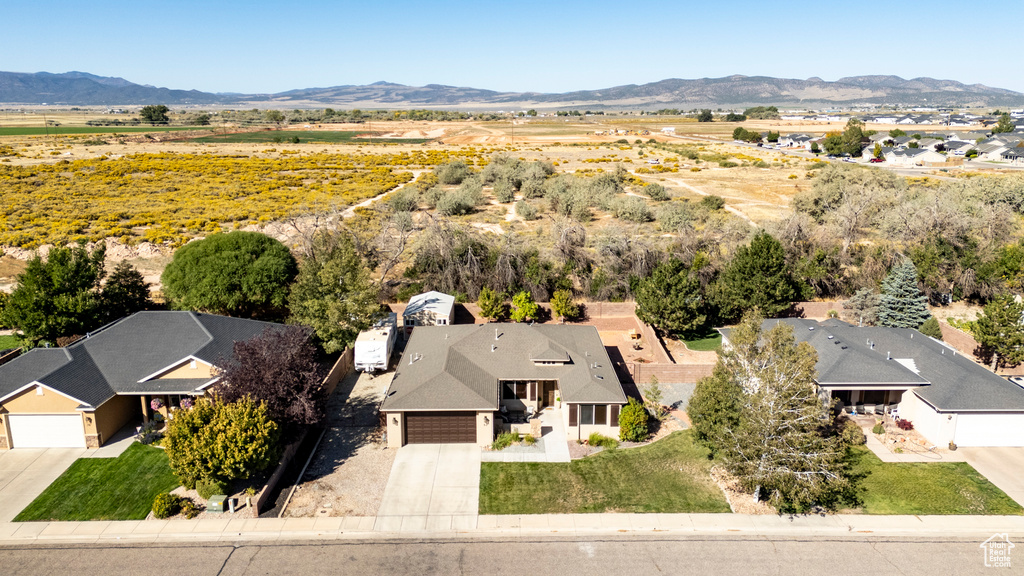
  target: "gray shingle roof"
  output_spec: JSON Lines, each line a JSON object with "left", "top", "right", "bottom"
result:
{"left": 722, "top": 318, "right": 1024, "bottom": 413}
{"left": 0, "top": 311, "right": 285, "bottom": 408}
{"left": 381, "top": 324, "right": 625, "bottom": 412}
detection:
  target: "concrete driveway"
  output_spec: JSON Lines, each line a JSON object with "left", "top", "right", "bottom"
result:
{"left": 0, "top": 448, "right": 85, "bottom": 522}
{"left": 960, "top": 447, "right": 1024, "bottom": 508}
{"left": 374, "top": 444, "right": 480, "bottom": 532}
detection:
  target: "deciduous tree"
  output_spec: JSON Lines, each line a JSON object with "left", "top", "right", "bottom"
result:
{"left": 1, "top": 244, "right": 106, "bottom": 346}
{"left": 550, "top": 289, "right": 580, "bottom": 322}
{"left": 164, "top": 397, "right": 280, "bottom": 489}
{"left": 161, "top": 231, "right": 297, "bottom": 320}
{"left": 218, "top": 326, "right": 327, "bottom": 434}
{"left": 288, "top": 232, "right": 382, "bottom": 353}
{"left": 139, "top": 105, "right": 169, "bottom": 124}
{"left": 714, "top": 312, "right": 851, "bottom": 512}
{"left": 509, "top": 290, "right": 538, "bottom": 323}
{"left": 477, "top": 287, "right": 505, "bottom": 321}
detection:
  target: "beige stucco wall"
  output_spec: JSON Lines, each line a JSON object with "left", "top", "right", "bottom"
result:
{"left": 1, "top": 385, "right": 81, "bottom": 413}
{"left": 386, "top": 412, "right": 403, "bottom": 449}
{"left": 156, "top": 358, "right": 214, "bottom": 380}
{"left": 84, "top": 395, "right": 136, "bottom": 448}
{"left": 477, "top": 411, "right": 494, "bottom": 445}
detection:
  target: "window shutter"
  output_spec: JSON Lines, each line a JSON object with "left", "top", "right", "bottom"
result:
{"left": 569, "top": 404, "right": 577, "bottom": 427}
{"left": 611, "top": 404, "right": 620, "bottom": 426}
{"left": 529, "top": 382, "right": 537, "bottom": 401}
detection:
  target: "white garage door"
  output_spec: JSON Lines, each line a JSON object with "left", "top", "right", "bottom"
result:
{"left": 8, "top": 414, "right": 86, "bottom": 448}
{"left": 954, "top": 413, "right": 1024, "bottom": 447}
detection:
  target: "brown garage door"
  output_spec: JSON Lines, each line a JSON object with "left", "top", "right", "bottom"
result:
{"left": 404, "top": 411, "right": 476, "bottom": 444}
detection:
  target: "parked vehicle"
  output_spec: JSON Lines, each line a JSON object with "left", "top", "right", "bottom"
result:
{"left": 354, "top": 313, "right": 398, "bottom": 373}
{"left": 869, "top": 157, "right": 885, "bottom": 163}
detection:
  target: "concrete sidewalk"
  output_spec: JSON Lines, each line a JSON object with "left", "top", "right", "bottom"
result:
{"left": 0, "top": 513, "right": 1022, "bottom": 544}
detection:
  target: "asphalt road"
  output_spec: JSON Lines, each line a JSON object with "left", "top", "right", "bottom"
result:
{"left": 0, "top": 535, "right": 1005, "bottom": 575}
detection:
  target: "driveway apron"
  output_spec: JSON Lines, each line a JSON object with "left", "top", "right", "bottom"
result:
{"left": 375, "top": 444, "right": 480, "bottom": 530}
{"left": 0, "top": 448, "right": 85, "bottom": 522}
{"left": 960, "top": 447, "right": 1024, "bottom": 508}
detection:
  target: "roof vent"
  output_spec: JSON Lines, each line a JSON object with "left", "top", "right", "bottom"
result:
{"left": 808, "top": 326, "right": 815, "bottom": 331}
{"left": 827, "top": 335, "right": 834, "bottom": 340}
{"left": 495, "top": 328, "right": 499, "bottom": 341}
{"left": 595, "top": 374, "right": 604, "bottom": 380}
{"left": 887, "top": 351, "right": 891, "bottom": 360}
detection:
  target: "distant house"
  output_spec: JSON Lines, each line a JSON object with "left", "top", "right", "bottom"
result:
{"left": 889, "top": 148, "right": 945, "bottom": 166}
{"left": 660, "top": 126, "right": 676, "bottom": 134}
{"left": 403, "top": 290, "right": 455, "bottom": 333}
{"left": 721, "top": 319, "right": 1024, "bottom": 447}
{"left": 1000, "top": 147, "right": 1024, "bottom": 166}
{"left": 943, "top": 141, "right": 974, "bottom": 156}
{"left": 915, "top": 138, "right": 943, "bottom": 151}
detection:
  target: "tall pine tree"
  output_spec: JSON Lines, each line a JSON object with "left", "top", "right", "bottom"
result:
{"left": 877, "top": 259, "right": 930, "bottom": 329}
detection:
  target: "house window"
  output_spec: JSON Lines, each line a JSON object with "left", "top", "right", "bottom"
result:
{"left": 437, "top": 318, "right": 447, "bottom": 325}
{"left": 594, "top": 405, "right": 607, "bottom": 425}
{"left": 503, "top": 382, "right": 528, "bottom": 400}
{"left": 580, "top": 404, "right": 594, "bottom": 425}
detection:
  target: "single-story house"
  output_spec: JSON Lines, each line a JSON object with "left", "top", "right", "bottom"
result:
{"left": 380, "top": 324, "right": 626, "bottom": 447}
{"left": 0, "top": 311, "right": 285, "bottom": 449}
{"left": 722, "top": 319, "right": 1024, "bottom": 447}
{"left": 402, "top": 290, "right": 455, "bottom": 334}
{"left": 1001, "top": 147, "right": 1024, "bottom": 166}
{"left": 889, "top": 148, "right": 945, "bottom": 166}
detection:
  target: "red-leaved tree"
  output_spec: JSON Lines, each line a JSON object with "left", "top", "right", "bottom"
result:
{"left": 218, "top": 326, "right": 327, "bottom": 434}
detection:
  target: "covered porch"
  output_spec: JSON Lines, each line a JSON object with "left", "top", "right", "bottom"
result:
{"left": 828, "top": 388, "right": 911, "bottom": 416}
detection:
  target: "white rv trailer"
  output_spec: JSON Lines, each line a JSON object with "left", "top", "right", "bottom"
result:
{"left": 354, "top": 313, "right": 398, "bottom": 373}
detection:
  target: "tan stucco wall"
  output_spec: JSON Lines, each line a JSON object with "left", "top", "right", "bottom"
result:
{"left": 85, "top": 395, "right": 136, "bottom": 447}
{"left": 477, "top": 411, "right": 494, "bottom": 445}
{"left": 386, "top": 412, "right": 403, "bottom": 449}
{"left": 1, "top": 385, "right": 81, "bottom": 413}
{"left": 156, "top": 358, "right": 214, "bottom": 380}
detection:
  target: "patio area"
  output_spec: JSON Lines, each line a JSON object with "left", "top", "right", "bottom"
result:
{"left": 482, "top": 408, "right": 570, "bottom": 463}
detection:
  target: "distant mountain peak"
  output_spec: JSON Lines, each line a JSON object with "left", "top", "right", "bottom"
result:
{"left": 0, "top": 71, "right": 1021, "bottom": 108}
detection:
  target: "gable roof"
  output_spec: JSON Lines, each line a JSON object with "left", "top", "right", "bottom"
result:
{"left": 381, "top": 324, "right": 625, "bottom": 411}
{"left": 723, "top": 318, "right": 1024, "bottom": 413}
{"left": 0, "top": 311, "right": 284, "bottom": 408}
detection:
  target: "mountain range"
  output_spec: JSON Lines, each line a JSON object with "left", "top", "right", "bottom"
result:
{"left": 2, "top": 71, "right": 1023, "bottom": 109}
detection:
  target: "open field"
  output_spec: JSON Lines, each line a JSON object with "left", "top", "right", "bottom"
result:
{"left": 0, "top": 126, "right": 205, "bottom": 136}
{"left": 190, "top": 130, "right": 428, "bottom": 145}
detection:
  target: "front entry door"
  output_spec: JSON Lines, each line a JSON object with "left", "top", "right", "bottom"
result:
{"left": 542, "top": 382, "right": 556, "bottom": 408}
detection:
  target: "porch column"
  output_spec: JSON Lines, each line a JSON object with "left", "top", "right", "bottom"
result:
{"left": 141, "top": 395, "right": 149, "bottom": 424}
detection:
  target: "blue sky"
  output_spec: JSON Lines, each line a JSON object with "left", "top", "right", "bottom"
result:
{"left": 5, "top": 0, "right": 1023, "bottom": 94}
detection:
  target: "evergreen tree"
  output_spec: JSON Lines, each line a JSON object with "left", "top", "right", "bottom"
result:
{"left": 634, "top": 256, "right": 709, "bottom": 336}
{"left": 843, "top": 287, "right": 881, "bottom": 326}
{"left": 973, "top": 294, "right": 1024, "bottom": 370}
{"left": 918, "top": 316, "right": 943, "bottom": 340}
{"left": 877, "top": 259, "right": 930, "bottom": 329}
{"left": 993, "top": 113, "right": 1015, "bottom": 134}
{"left": 712, "top": 232, "right": 803, "bottom": 322}
{"left": 100, "top": 261, "right": 152, "bottom": 322}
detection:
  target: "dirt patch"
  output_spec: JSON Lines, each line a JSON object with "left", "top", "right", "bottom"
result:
{"left": 710, "top": 466, "right": 777, "bottom": 515}
{"left": 283, "top": 371, "right": 396, "bottom": 517}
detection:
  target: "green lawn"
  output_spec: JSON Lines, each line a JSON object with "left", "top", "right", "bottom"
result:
{"left": 847, "top": 446, "right": 1023, "bottom": 515}
{"left": 0, "top": 126, "right": 204, "bottom": 136}
{"left": 683, "top": 331, "right": 722, "bottom": 351}
{"left": 190, "top": 130, "right": 428, "bottom": 144}
{"left": 15, "top": 443, "right": 180, "bottom": 521}
{"left": 479, "top": 430, "right": 730, "bottom": 514}
{"left": 0, "top": 335, "right": 21, "bottom": 350}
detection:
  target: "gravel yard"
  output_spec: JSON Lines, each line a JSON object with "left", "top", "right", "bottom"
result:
{"left": 283, "top": 370, "right": 396, "bottom": 517}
